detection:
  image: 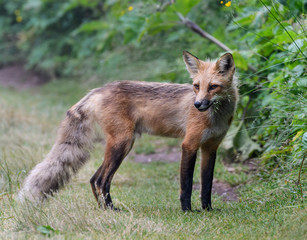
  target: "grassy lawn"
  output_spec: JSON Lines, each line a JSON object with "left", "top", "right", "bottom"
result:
{"left": 0, "top": 81, "right": 306, "bottom": 239}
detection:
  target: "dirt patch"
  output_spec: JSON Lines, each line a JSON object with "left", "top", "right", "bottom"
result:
{"left": 243, "top": 158, "right": 259, "bottom": 172}
{"left": 193, "top": 179, "right": 239, "bottom": 201}
{"left": 133, "top": 147, "right": 181, "bottom": 163}
{"left": 132, "top": 147, "right": 239, "bottom": 201}
{"left": 223, "top": 158, "right": 259, "bottom": 175}
{"left": 0, "top": 64, "right": 48, "bottom": 90}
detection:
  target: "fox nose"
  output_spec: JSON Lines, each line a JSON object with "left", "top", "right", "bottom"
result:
{"left": 202, "top": 99, "right": 210, "bottom": 106}
{"left": 194, "top": 101, "right": 202, "bottom": 109}
{"left": 194, "top": 99, "right": 213, "bottom": 111}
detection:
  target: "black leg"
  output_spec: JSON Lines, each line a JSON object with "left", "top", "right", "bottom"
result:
{"left": 180, "top": 147, "right": 197, "bottom": 211}
{"left": 200, "top": 148, "right": 216, "bottom": 211}
{"left": 92, "top": 137, "right": 134, "bottom": 210}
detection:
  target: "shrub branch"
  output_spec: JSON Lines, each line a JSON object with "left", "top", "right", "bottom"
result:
{"left": 177, "top": 12, "right": 258, "bottom": 72}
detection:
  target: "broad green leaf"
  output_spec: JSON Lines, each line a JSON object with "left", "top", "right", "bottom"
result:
{"left": 252, "top": 7, "right": 267, "bottom": 28}
{"left": 233, "top": 122, "right": 262, "bottom": 161}
{"left": 268, "top": 72, "right": 283, "bottom": 88}
{"left": 258, "top": 42, "right": 275, "bottom": 56}
{"left": 271, "top": 29, "right": 298, "bottom": 44}
{"left": 124, "top": 28, "right": 137, "bottom": 44}
{"left": 143, "top": 12, "right": 177, "bottom": 36}
{"left": 221, "top": 121, "right": 262, "bottom": 162}
{"left": 288, "top": 39, "right": 306, "bottom": 53}
{"left": 232, "top": 50, "right": 248, "bottom": 71}
{"left": 234, "top": 12, "right": 256, "bottom": 27}
{"left": 291, "top": 64, "right": 305, "bottom": 77}
{"left": 296, "top": 77, "right": 307, "bottom": 87}
{"left": 169, "top": 0, "right": 201, "bottom": 16}
{"left": 75, "top": 21, "right": 109, "bottom": 33}
{"left": 95, "top": 31, "right": 115, "bottom": 52}
{"left": 255, "top": 24, "right": 276, "bottom": 38}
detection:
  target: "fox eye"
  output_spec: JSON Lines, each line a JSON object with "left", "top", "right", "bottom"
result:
{"left": 193, "top": 84, "right": 199, "bottom": 90}
{"left": 209, "top": 85, "right": 219, "bottom": 90}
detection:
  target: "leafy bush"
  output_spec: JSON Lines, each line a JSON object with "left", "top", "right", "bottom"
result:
{"left": 230, "top": 0, "right": 306, "bottom": 177}
{"left": 0, "top": 0, "right": 232, "bottom": 77}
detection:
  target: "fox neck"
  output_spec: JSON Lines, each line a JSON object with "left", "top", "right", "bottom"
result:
{"left": 209, "top": 94, "right": 237, "bottom": 124}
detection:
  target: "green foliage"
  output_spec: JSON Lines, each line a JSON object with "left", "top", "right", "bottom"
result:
{"left": 228, "top": 0, "right": 307, "bottom": 185}
{"left": 221, "top": 121, "right": 262, "bottom": 162}
{"left": 0, "top": 0, "right": 231, "bottom": 76}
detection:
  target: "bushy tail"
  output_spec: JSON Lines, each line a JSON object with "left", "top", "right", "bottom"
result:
{"left": 19, "top": 90, "right": 100, "bottom": 202}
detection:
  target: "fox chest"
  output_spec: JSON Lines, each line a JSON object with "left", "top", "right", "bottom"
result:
{"left": 200, "top": 117, "right": 231, "bottom": 144}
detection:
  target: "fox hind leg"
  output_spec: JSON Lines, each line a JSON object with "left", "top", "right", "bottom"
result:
{"left": 90, "top": 135, "right": 135, "bottom": 210}
{"left": 90, "top": 165, "right": 103, "bottom": 203}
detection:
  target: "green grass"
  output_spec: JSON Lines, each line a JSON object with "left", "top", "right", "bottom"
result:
{"left": 0, "top": 82, "right": 306, "bottom": 239}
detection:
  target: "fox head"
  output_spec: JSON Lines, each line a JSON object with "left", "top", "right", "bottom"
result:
{"left": 183, "top": 51, "right": 236, "bottom": 112}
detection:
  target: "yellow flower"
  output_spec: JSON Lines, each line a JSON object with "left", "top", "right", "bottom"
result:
{"left": 220, "top": 1, "right": 223, "bottom": 4}
{"left": 14, "top": 9, "right": 20, "bottom": 15}
{"left": 120, "top": 10, "right": 125, "bottom": 16}
{"left": 225, "top": 1, "right": 231, "bottom": 7}
{"left": 128, "top": 6, "right": 133, "bottom": 11}
{"left": 16, "top": 16, "right": 23, "bottom": 23}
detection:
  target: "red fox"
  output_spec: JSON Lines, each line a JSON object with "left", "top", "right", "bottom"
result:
{"left": 19, "top": 51, "right": 238, "bottom": 211}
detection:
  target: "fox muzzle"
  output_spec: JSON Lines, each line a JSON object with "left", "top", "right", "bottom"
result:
{"left": 194, "top": 99, "right": 214, "bottom": 112}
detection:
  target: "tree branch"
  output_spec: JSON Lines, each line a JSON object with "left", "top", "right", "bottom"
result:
{"left": 177, "top": 12, "right": 257, "bottom": 72}
{"left": 177, "top": 12, "right": 231, "bottom": 52}
{"left": 157, "top": 0, "right": 175, "bottom": 12}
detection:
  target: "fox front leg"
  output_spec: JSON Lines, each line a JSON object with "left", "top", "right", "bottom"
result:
{"left": 200, "top": 144, "right": 218, "bottom": 211}
{"left": 180, "top": 139, "right": 200, "bottom": 211}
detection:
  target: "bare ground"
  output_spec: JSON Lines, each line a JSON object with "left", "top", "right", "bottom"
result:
{"left": 193, "top": 180, "right": 239, "bottom": 201}
{"left": 130, "top": 146, "right": 240, "bottom": 202}
{"left": 133, "top": 147, "right": 181, "bottom": 163}
{"left": 0, "top": 64, "right": 47, "bottom": 90}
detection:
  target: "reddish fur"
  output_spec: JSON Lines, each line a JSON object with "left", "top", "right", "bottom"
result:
{"left": 19, "top": 52, "right": 238, "bottom": 211}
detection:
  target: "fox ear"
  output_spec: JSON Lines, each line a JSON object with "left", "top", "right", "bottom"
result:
{"left": 183, "top": 51, "right": 200, "bottom": 77}
{"left": 216, "top": 53, "right": 235, "bottom": 75}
